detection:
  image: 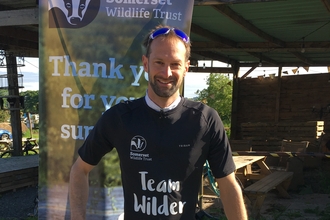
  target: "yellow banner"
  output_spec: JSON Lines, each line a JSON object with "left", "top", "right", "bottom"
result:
{"left": 39, "top": 0, "right": 194, "bottom": 218}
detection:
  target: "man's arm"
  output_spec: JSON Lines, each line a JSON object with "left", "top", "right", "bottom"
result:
{"left": 69, "top": 156, "right": 95, "bottom": 220}
{"left": 216, "top": 172, "right": 248, "bottom": 220}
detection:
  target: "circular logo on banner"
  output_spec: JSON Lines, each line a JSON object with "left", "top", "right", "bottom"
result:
{"left": 48, "top": 0, "right": 100, "bottom": 28}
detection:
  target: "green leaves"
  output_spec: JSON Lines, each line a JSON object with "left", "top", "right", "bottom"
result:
{"left": 195, "top": 74, "right": 232, "bottom": 125}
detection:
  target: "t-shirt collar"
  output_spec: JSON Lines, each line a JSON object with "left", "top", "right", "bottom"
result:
{"left": 145, "top": 91, "right": 181, "bottom": 112}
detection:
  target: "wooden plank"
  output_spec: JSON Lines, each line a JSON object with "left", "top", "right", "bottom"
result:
{"left": 0, "top": 155, "right": 38, "bottom": 173}
{"left": 230, "top": 140, "right": 252, "bottom": 151}
{"left": 0, "top": 155, "right": 38, "bottom": 192}
{"left": 0, "top": 167, "right": 37, "bottom": 177}
{"left": 0, "top": 180, "right": 37, "bottom": 192}
{"left": 0, "top": 8, "right": 38, "bottom": 26}
{"left": 0, "top": 168, "right": 38, "bottom": 183}
{"left": 244, "top": 171, "right": 293, "bottom": 194}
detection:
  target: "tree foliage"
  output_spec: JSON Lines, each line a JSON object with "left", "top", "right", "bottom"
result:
{"left": 0, "top": 90, "right": 10, "bottom": 122}
{"left": 20, "top": 90, "right": 39, "bottom": 114}
{"left": 195, "top": 74, "right": 232, "bottom": 125}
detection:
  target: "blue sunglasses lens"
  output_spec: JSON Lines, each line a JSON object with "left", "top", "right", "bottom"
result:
{"left": 150, "top": 28, "right": 170, "bottom": 39}
{"left": 149, "top": 28, "right": 189, "bottom": 43}
{"left": 173, "top": 29, "right": 189, "bottom": 43}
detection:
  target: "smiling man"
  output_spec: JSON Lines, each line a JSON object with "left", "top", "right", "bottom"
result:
{"left": 69, "top": 25, "right": 247, "bottom": 220}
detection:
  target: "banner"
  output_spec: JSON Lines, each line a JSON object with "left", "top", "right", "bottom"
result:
{"left": 39, "top": 0, "right": 194, "bottom": 219}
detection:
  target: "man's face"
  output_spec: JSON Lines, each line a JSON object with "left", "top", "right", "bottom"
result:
{"left": 142, "top": 37, "right": 189, "bottom": 99}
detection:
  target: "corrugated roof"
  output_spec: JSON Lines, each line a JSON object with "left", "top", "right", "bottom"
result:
{"left": 191, "top": 0, "right": 330, "bottom": 68}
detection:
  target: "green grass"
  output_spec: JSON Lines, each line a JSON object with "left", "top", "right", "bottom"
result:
{"left": 23, "top": 129, "right": 39, "bottom": 142}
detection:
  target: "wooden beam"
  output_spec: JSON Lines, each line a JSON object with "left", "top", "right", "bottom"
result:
{"left": 189, "top": 66, "right": 233, "bottom": 73}
{"left": 0, "top": 8, "right": 38, "bottom": 26}
{"left": 192, "top": 41, "right": 330, "bottom": 53}
{"left": 212, "top": 5, "right": 286, "bottom": 47}
{"left": 291, "top": 52, "right": 315, "bottom": 66}
{"left": 0, "top": 36, "right": 38, "bottom": 51}
{"left": 6, "top": 54, "right": 23, "bottom": 156}
{"left": 241, "top": 65, "right": 258, "bottom": 78}
{"left": 230, "top": 62, "right": 240, "bottom": 139}
{"left": 238, "top": 61, "right": 330, "bottom": 67}
{"left": 321, "top": 0, "right": 330, "bottom": 12}
{"left": 248, "top": 52, "right": 278, "bottom": 65}
{"left": 274, "top": 67, "right": 282, "bottom": 123}
{"left": 0, "top": 27, "right": 38, "bottom": 42}
{"left": 192, "top": 51, "right": 233, "bottom": 63}
{"left": 191, "top": 23, "right": 237, "bottom": 48}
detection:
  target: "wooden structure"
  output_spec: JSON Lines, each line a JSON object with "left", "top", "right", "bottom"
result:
{"left": 238, "top": 119, "right": 325, "bottom": 168}
{"left": 240, "top": 121, "right": 322, "bottom": 151}
{"left": 234, "top": 155, "right": 270, "bottom": 182}
{"left": 231, "top": 74, "right": 329, "bottom": 147}
{"left": 0, "top": 155, "right": 38, "bottom": 192}
{"left": 277, "top": 140, "right": 310, "bottom": 190}
{"left": 244, "top": 171, "right": 293, "bottom": 218}
{"left": 0, "top": 0, "right": 329, "bottom": 155}
{"left": 229, "top": 139, "right": 252, "bottom": 152}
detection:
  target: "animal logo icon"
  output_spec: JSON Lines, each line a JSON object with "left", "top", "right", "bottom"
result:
{"left": 130, "top": 135, "right": 147, "bottom": 152}
{"left": 49, "top": 0, "right": 100, "bottom": 28}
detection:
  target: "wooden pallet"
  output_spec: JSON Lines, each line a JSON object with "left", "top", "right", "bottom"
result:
{"left": 0, "top": 155, "right": 38, "bottom": 192}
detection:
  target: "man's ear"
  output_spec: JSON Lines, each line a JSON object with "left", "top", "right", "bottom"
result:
{"left": 184, "top": 60, "right": 190, "bottom": 77}
{"left": 142, "top": 55, "right": 148, "bottom": 72}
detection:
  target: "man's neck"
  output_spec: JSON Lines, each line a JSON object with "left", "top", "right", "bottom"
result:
{"left": 146, "top": 91, "right": 181, "bottom": 111}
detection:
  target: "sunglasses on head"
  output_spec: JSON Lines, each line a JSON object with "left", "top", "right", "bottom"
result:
{"left": 149, "top": 27, "right": 190, "bottom": 43}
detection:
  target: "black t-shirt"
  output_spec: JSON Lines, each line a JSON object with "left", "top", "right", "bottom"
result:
{"left": 79, "top": 97, "right": 235, "bottom": 219}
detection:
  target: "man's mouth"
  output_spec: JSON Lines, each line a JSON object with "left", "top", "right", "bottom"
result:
{"left": 158, "top": 79, "right": 173, "bottom": 85}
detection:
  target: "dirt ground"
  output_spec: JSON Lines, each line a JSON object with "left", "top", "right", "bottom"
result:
{"left": 201, "top": 190, "right": 330, "bottom": 220}
{"left": 201, "top": 163, "right": 330, "bottom": 220}
{"left": 0, "top": 122, "right": 29, "bottom": 133}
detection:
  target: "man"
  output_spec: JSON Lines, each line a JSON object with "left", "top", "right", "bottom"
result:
{"left": 69, "top": 25, "right": 247, "bottom": 219}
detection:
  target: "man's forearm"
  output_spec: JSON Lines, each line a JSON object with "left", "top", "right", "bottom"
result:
{"left": 217, "top": 174, "right": 248, "bottom": 220}
{"left": 221, "top": 185, "right": 247, "bottom": 220}
{"left": 69, "top": 163, "right": 90, "bottom": 220}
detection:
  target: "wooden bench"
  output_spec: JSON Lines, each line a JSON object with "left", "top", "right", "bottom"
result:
{"left": 244, "top": 171, "right": 293, "bottom": 218}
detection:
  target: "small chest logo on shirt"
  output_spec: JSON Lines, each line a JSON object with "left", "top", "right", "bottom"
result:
{"left": 130, "top": 135, "right": 152, "bottom": 162}
{"left": 131, "top": 135, "right": 147, "bottom": 152}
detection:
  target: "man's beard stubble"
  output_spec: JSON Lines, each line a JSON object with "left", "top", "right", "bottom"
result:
{"left": 149, "top": 76, "right": 181, "bottom": 98}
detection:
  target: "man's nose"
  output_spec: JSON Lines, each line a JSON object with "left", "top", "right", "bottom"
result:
{"left": 162, "top": 65, "right": 172, "bottom": 77}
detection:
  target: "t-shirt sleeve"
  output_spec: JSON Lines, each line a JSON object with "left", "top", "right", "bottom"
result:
{"left": 205, "top": 108, "right": 236, "bottom": 178}
{"left": 78, "top": 109, "right": 117, "bottom": 166}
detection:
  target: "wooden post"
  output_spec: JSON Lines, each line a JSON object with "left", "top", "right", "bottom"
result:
{"left": 6, "top": 54, "right": 23, "bottom": 156}
{"left": 230, "top": 62, "right": 240, "bottom": 139}
{"left": 274, "top": 67, "right": 282, "bottom": 123}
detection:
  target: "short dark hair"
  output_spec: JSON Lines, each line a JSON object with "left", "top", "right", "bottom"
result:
{"left": 142, "top": 25, "right": 191, "bottom": 61}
